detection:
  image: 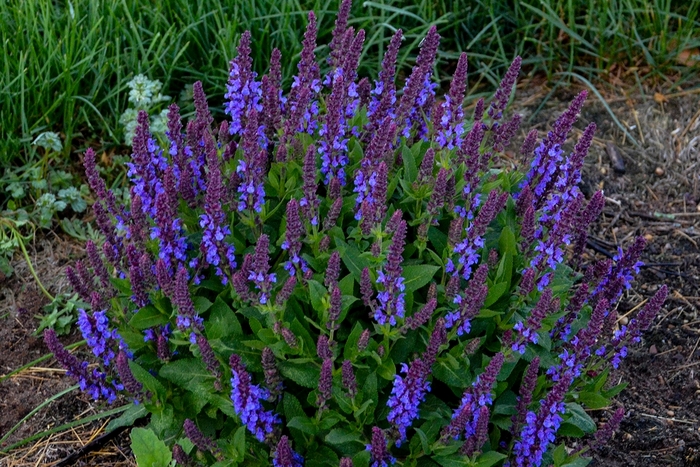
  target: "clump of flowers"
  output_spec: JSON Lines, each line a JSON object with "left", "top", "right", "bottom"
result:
{"left": 46, "top": 3, "right": 667, "bottom": 466}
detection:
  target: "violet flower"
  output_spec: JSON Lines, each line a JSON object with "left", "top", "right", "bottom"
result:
{"left": 487, "top": 56, "right": 522, "bottom": 122}
{"left": 248, "top": 234, "right": 277, "bottom": 305}
{"left": 44, "top": 329, "right": 120, "bottom": 403}
{"left": 512, "top": 370, "right": 573, "bottom": 467}
{"left": 375, "top": 215, "right": 407, "bottom": 325}
{"left": 387, "top": 319, "right": 446, "bottom": 445}
{"left": 367, "top": 427, "right": 395, "bottom": 467}
{"left": 236, "top": 110, "right": 267, "bottom": 213}
{"left": 436, "top": 52, "right": 468, "bottom": 149}
{"left": 225, "top": 31, "right": 263, "bottom": 136}
{"left": 274, "top": 435, "right": 304, "bottom": 467}
{"left": 396, "top": 26, "right": 440, "bottom": 141}
{"left": 366, "top": 30, "right": 402, "bottom": 135}
{"left": 446, "top": 263, "right": 489, "bottom": 335}
{"left": 445, "top": 353, "right": 504, "bottom": 443}
{"left": 199, "top": 132, "right": 236, "bottom": 282}
{"left": 229, "top": 354, "right": 281, "bottom": 442}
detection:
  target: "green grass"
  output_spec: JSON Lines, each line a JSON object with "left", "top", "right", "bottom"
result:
{"left": 0, "top": 0, "right": 698, "bottom": 167}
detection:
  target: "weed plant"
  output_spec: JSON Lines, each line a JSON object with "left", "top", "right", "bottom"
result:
{"left": 41, "top": 3, "right": 669, "bottom": 466}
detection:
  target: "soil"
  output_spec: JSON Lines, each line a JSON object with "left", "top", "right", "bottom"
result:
{"left": 1, "top": 79, "right": 699, "bottom": 466}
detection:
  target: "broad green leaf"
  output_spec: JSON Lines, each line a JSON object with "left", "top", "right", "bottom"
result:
{"left": 403, "top": 144, "right": 418, "bottom": 183}
{"left": 402, "top": 265, "right": 440, "bottom": 293}
{"left": 288, "top": 416, "right": 318, "bottom": 435}
{"left": 129, "top": 360, "right": 167, "bottom": 403}
{"left": 559, "top": 403, "right": 596, "bottom": 437}
{"left": 193, "top": 296, "right": 213, "bottom": 313}
{"left": 484, "top": 281, "right": 509, "bottom": 307}
{"left": 308, "top": 280, "right": 328, "bottom": 316}
{"left": 377, "top": 357, "right": 396, "bottom": 381}
{"left": 344, "top": 321, "right": 365, "bottom": 360}
{"left": 128, "top": 306, "right": 168, "bottom": 330}
{"left": 206, "top": 296, "right": 242, "bottom": 339}
{"left": 335, "top": 237, "right": 370, "bottom": 282}
{"left": 474, "top": 451, "right": 508, "bottom": 467}
{"left": 279, "top": 360, "right": 320, "bottom": 388}
{"left": 325, "top": 428, "right": 363, "bottom": 445}
{"left": 106, "top": 403, "right": 147, "bottom": 432}
{"left": 578, "top": 391, "right": 610, "bottom": 410}
{"left": 131, "top": 427, "right": 172, "bottom": 467}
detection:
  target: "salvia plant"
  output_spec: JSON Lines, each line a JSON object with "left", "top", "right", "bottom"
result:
{"left": 46, "top": 2, "right": 668, "bottom": 466}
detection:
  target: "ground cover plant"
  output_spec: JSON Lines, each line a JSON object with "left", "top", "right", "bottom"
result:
{"left": 39, "top": 2, "right": 672, "bottom": 466}
{"left": 1, "top": 0, "right": 698, "bottom": 170}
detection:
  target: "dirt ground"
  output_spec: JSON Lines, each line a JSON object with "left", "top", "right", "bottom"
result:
{"left": 1, "top": 79, "right": 699, "bottom": 466}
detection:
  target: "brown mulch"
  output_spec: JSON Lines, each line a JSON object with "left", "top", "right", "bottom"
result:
{"left": 1, "top": 79, "right": 699, "bottom": 466}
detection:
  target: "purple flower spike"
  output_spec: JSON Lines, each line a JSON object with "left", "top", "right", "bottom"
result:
{"left": 248, "top": 234, "right": 277, "bottom": 305}
{"left": 342, "top": 359, "right": 357, "bottom": 398}
{"left": 328, "top": 0, "right": 353, "bottom": 68}
{"left": 199, "top": 133, "right": 235, "bottom": 282}
{"left": 511, "top": 356, "right": 540, "bottom": 435}
{"left": 44, "top": 328, "right": 119, "bottom": 403}
{"left": 448, "top": 353, "right": 504, "bottom": 445}
{"left": 446, "top": 262, "right": 489, "bottom": 335}
{"left": 403, "top": 298, "right": 437, "bottom": 332}
{"left": 197, "top": 334, "right": 222, "bottom": 389}
{"left": 173, "top": 266, "right": 202, "bottom": 331}
{"left": 436, "top": 52, "right": 468, "bottom": 149}
{"left": 225, "top": 31, "right": 262, "bottom": 136}
{"left": 375, "top": 215, "right": 407, "bottom": 326}
{"left": 287, "top": 12, "right": 321, "bottom": 135}
{"left": 396, "top": 26, "right": 440, "bottom": 141}
{"left": 367, "top": 427, "right": 395, "bottom": 467}
{"left": 512, "top": 288, "right": 559, "bottom": 354}
{"left": 592, "top": 407, "right": 625, "bottom": 449}
{"left": 116, "top": 350, "right": 142, "bottom": 398}
{"left": 274, "top": 436, "right": 304, "bottom": 467}
{"left": 487, "top": 56, "right": 522, "bottom": 122}
{"left": 316, "top": 358, "right": 333, "bottom": 411}
{"left": 229, "top": 354, "right": 281, "bottom": 442}
{"left": 262, "top": 347, "right": 283, "bottom": 401}
{"left": 513, "top": 370, "right": 573, "bottom": 467}
{"left": 184, "top": 419, "right": 217, "bottom": 453}
{"left": 366, "top": 30, "right": 403, "bottom": 135}
{"left": 236, "top": 110, "right": 266, "bottom": 213}
{"left": 319, "top": 72, "right": 350, "bottom": 186}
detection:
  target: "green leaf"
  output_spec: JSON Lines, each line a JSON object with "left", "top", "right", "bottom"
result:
{"left": 377, "top": 358, "right": 396, "bottom": 381}
{"left": 474, "top": 451, "right": 508, "bottom": 467}
{"left": 339, "top": 273, "right": 355, "bottom": 295}
{"left": 402, "top": 265, "right": 440, "bottom": 293}
{"left": 206, "top": 297, "right": 242, "bottom": 339}
{"left": 344, "top": 322, "right": 364, "bottom": 360}
{"left": 193, "top": 296, "right": 213, "bottom": 313}
{"left": 433, "top": 358, "right": 470, "bottom": 388}
{"left": 128, "top": 306, "right": 168, "bottom": 330}
{"left": 288, "top": 416, "right": 318, "bottom": 435}
{"left": 403, "top": 144, "right": 418, "bottom": 183}
{"left": 559, "top": 403, "right": 596, "bottom": 438}
{"left": 279, "top": 360, "right": 320, "bottom": 388}
{"left": 578, "top": 391, "right": 610, "bottom": 410}
{"left": 308, "top": 280, "right": 328, "bottom": 316}
{"left": 335, "top": 237, "right": 370, "bottom": 282}
{"left": 130, "top": 360, "right": 167, "bottom": 403}
{"left": 106, "top": 403, "right": 147, "bottom": 432}
{"left": 484, "top": 281, "right": 509, "bottom": 307}
{"left": 602, "top": 381, "right": 628, "bottom": 399}
{"left": 130, "top": 427, "right": 172, "bottom": 467}
{"left": 325, "top": 428, "right": 363, "bottom": 445}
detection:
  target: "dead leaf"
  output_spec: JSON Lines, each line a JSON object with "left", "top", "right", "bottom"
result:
{"left": 676, "top": 48, "right": 700, "bottom": 67}
{"left": 654, "top": 92, "right": 668, "bottom": 104}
